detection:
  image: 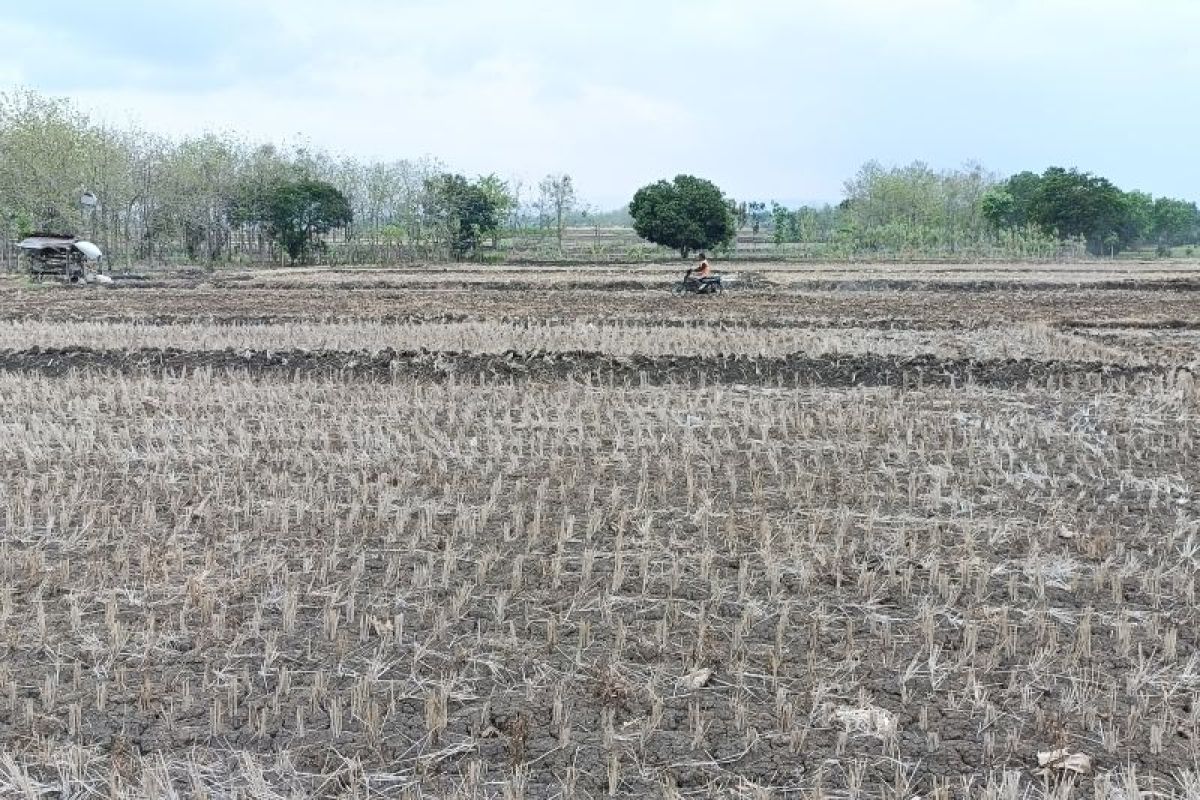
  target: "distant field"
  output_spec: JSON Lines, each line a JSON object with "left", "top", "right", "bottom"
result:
{"left": 0, "top": 262, "right": 1197, "bottom": 798}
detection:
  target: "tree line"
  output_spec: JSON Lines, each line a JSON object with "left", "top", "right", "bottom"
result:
{"left": 0, "top": 90, "right": 580, "bottom": 266}
{"left": 5, "top": 88, "right": 1198, "bottom": 265}
{"left": 764, "top": 162, "right": 1200, "bottom": 259}
{"left": 625, "top": 163, "right": 1200, "bottom": 262}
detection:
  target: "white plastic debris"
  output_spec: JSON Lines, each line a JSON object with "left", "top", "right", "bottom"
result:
{"left": 1037, "top": 749, "right": 1092, "bottom": 775}
{"left": 834, "top": 705, "right": 898, "bottom": 737}
{"left": 678, "top": 668, "right": 713, "bottom": 690}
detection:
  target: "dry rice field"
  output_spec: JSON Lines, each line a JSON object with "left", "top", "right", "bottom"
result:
{"left": 0, "top": 262, "right": 1198, "bottom": 799}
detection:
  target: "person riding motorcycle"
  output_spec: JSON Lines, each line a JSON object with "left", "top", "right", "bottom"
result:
{"left": 672, "top": 252, "right": 723, "bottom": 295}
{"left": 688, "top": 253, "right": 720, "bottom": 292}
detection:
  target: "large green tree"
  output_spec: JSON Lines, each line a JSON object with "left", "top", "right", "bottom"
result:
{"left": 260, "top": 178, "right": 353, "bottom": 262}
{"left": 981, "top": 171, "right": 1047, "bottom": 231}
{"left": 1121, "top": 191, "right": 1155, "bottom": 247}
{"left": 476, "top": 174, "right": 516, "bottom": 248}
{"left": 628, "top": 175, "right": 735, "bottom": 258}
{"left": 1152, "top": 197, "right": 1200, "bottom": 247}
{"left": 1025, "top": 168, "right": 1132, "bottom": 254}
{"left": 423, "top": 173, "right": 501, "bottom": 259}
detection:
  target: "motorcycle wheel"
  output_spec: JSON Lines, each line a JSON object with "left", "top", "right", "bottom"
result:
{"left": 671, "top": 283, "right": 687, "bottom": 296}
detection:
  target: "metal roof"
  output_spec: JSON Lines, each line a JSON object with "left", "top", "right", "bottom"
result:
{"left": 17, "top": 235, "right": 78, "bottom": 250}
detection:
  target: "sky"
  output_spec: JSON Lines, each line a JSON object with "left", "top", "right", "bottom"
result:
{"left": 1, "top": 0, "right": 1196, "bottom": 209}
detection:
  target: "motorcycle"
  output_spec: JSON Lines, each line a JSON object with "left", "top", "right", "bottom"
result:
{"left": 671, "top": 268, "right": 723, "bottom": 296}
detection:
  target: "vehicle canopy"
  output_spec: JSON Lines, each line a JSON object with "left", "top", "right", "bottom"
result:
{"left": 17, "top": 234, "right": 103, "bottom": 260}
{"left": 74, "top": 240, "right": 103, "bottom": 260}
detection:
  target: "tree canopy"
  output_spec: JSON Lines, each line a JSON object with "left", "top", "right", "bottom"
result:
{"left": 628, "top": 175, "right": 736, "bottom": 258}
{"left": 1026, "top": 168, "right": 1130, "bottom": 254}
{"left": 836, "top": 161, "right": 992, "bottom": 253}
{"left": 977, "top": 167, "right": 1200, "bottom": 255}
{"left": 1152, "top": 197, "right": 1200, "bottom": 247}
{"left": 422, "top": 173, "right": 502, "bottom": 259}
{"left": 244, "top": 178, "right": 353, "bottom": 263}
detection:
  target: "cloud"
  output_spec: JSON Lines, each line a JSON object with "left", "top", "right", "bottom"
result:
{"left": 64, "top": 51, "right": 697, "bottom": 207}
{"left": 2, "top": 0, "right": 1198, "bottom": 206}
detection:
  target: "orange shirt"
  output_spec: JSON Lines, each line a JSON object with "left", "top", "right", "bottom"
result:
{"left": 695, "top": 260, "right": 712, "bottom": 277}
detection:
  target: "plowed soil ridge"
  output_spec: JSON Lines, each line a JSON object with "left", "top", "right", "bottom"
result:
{"left": 202, "top": 277, "right": 1200, "bottom": 292}
{"left": 0, "top": 347, "right": 1180, "bottom": 388}
{"left": 0, "top": 311, "right": 970, "bottom": 330}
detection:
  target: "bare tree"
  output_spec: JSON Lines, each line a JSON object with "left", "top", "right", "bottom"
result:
{"left": 538, "top": 174, "right": 575, "bottom": 254}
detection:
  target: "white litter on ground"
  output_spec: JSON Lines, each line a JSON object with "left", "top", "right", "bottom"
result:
{"left": 833, "top": 705, "right": 898, "bottom": 737}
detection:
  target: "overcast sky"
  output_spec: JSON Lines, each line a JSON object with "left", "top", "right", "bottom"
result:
{"left": 1, "top": 0, "right": 1195, "bottom": 208}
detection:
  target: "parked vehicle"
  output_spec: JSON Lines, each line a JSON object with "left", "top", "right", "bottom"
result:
{"left": 17, "top": 234, "right": 105, "bottom": 283}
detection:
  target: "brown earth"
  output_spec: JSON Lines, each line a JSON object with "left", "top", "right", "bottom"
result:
{"left": 0, "top": 265, "right": 1197, "bottom": 798}
{"left": 7, "top": 284, "right": 1200, "bottom": 328}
